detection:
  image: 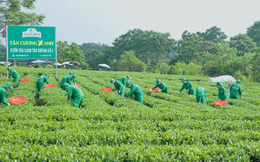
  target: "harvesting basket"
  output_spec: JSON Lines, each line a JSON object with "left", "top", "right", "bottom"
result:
{"left": 44, "top": 83, "right": 55, "bottom": 88}
{"left": 215, "top": 100, "right": 228, "bottom": 106}
{"left": 149, "top": 88, "right": 159, "bottom": 92}
{"left": 74, "top": 84, "right": 80, "bottom": 87}
{"left": 20, "top": 78, "right": 30, "bottom": 82}
{"left": 102, "top": 87, "right": 113, "bottom": 91}
{"left": 9, "top": 96, "right": 27, "bottom": 104}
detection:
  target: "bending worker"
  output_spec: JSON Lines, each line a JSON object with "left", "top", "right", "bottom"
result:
{"left": 125, "top": 80, "right": 143, "bottom": 103}
{"left": 110, "top": 78, "right": 125, "bottom": 97}
{"left": 60, "top": 73, "right": 76, "bottom": 90}
{"left": 151, "top": 79, "right": 168, "bottom": 93}
{"left": 178, "top": 78, "right": 195, "bottom": 95}
{"left": 69, "top": 71, "right": 77, "bottom": 84}
{"left": 7, "top": 67, "right": 19, "bottom": 83}
{"left": 119, "top": 75, "right": 131, "bottom": 86}
{"left": 216, "top": 82, "right": 227, "bottom": 100}
{"left": 64, "top": 83, "right": 84, "bottom": 108}
{"left": 0, "top": 82, "right": 13, "bottom": 106}
{"left": 36, "top": 73, "right": 50, "bottom": 98}
{"left": 230, "top": 80, "right": 242, "bottom": 99}
{"left": 196, "top": 87, "right": 207, "bottom": 104}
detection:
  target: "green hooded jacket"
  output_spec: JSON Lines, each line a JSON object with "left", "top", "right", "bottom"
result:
{"left": 196, "top": 87, "right": 207, "bottom": 104}
{"left": 60, "top": 74, "right": 73, "bottom": 89}
{"left": 217, "top": 82, "right": 227, "bottom": 100}
{"left": 66, "top": 85, "right": 84, "bottom": 99}
{"left": 152, "top": 81, "right": 168, "bottom": 93}
{"left": 179, "top": 81, "right": 195, "bottom": 95}
{"left": 66, "top": 85, "right": 84, "bottom": 107}
{"left": 126, "top": 83, "right": 143, "bottom": 103}
{"left": 230, "top": 83, "right": 242, "bottom": 99}
{"left": 0, "top": 83, "right": 13, "bottom": 105}
{"left": 119, "top": 76, "right": 127, "bottom": 85}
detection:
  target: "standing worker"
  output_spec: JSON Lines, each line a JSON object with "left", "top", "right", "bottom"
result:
{"left": 7, "top": 67, "right": 19, "bottom": 83}
{"left": 229, "top": 80, "right": 242, "bottom": 99}
{"left": 0, "top": 82, "right": 13, "bottom": 106}
{"left": 125, "top": 80, "right": 143, "bottom": 103}
{"left": 64, "top": 83, "right": 84, "bottom": 108}
{"left": 60, "top": 73, "right": 76, "bottom": 90}
{"left": 216, "top": 82, "right": 227, "bottom": 100}
{"left": 178, "top": 78, "right": 195, "bottom": 95}
{"left": 110, "top": 78, "right": 125, "bottom": 97}
{"left": 150, "top": 79, "right": 168, "bottom": 93}
{"left": 119, "top": 75, "right": 131, "bottom": 86}
{"left": 36, "top": 73, "right": 50, "bottom": 98}
{"left": 196, "top": 87, "right": 207, "bottom": 104}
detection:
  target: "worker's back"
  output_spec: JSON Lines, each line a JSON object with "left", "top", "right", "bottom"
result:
{"left": 67, "top": 86, "right": 84, "bottom": 99}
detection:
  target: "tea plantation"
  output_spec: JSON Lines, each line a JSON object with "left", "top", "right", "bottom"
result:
{"left": 0, "top": 66, "right": 260, "bottom": 161}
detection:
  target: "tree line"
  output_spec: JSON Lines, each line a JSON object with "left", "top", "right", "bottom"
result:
{"left": 1, "top": 0, "right": 260, "bottom": 82}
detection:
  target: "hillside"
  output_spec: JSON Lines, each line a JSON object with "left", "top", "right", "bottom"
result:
{"left": 0, "top": 66, "right": 259, "bottom": 161}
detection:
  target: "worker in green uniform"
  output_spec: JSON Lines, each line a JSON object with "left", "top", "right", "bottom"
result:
{"left": 229, "top": 80, "right": 242, "bottom": 99}
{"left": 196, "top": 87, "right": 207, "bottom": 104}
{"left": 216, "top": 82, "right": 227, "bottom": 100}
{"left": 110, "top": 78, "right": 125, "bottom": 97}
{"left": 178, "top": 78, "right": 195, "bottom": 95}
{"left": 60, "top": 73, "right": 76, "bottom": 90}
{"left": 36, "top": 73, "right": 50, "bottom": 98}
{"left": 119, "top": 75, "right": 131, "bottom": 86}
{"left": 151, "top": 79, "right": 168, "bottom": 93}
{"left": 125, "top": 80, "right": 143, "bottom": 103}
{"left": 69, "top": 71, "right": 77, "bottom": 84}
{"left": 7, "top": 67, "right": 19, "bottom": 83}
{"left": 64, "top": 83, "right": 84, "bottom": 108}
{"left": 0, "top": 82, "right": 13, "bottom": 106}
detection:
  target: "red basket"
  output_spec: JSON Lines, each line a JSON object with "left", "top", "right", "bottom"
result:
{"left": 215, "top": 100, "right": 228, "bottom": 106}
{"left": 102, "top": 87, "right": 113, "bottom": 91}
{"left": 74, "top": 84, "right": 80, "bottom": 87}
{"left": 44, "top": 83, "right": 55, "bottom": 88}
{"left": 9, "top": 96, "right": 27, "bottom": 104}
{"left": 20, "top": 78, "right": 30, "bottom": 82}
{"left": 149, "top": 88, "right": 159, "bottom": 92}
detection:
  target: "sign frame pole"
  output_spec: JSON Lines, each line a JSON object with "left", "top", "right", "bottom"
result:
{"left": 55, "top": 27, "right": 57, "bottom": 79}
{"left": 6, "top": 25, "right": 8, "bottom": 76}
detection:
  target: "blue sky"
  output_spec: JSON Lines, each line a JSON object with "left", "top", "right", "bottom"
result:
{"left": 2, "top": 0, "right": 260, "bottom": 46}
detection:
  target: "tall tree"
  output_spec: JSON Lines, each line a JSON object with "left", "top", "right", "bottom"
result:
{"left": 247, "top": 20, "right": 260, "bottom": 47}
{"left": 113, "top": 29, "right": 176, "bottom": 64}
{"left": 119, "top": 50, "right": 147, "bottom": 72}
{"left": 202, "top": 42, "right": 237, "bottom": 76}
{"left": 229, "top": 34, "right": 257, "bottom": 56}
{"left": 0, "top": 0, "right": 45, "bottom": 38}
{"left": 197, "top": 26, "right": 227, "bottom": 43}
{"left": 176, "top": 30, "right": 214, "bottom": 64}
{"left": 57, "top": 41, "right": 85, "bottom": 63}
{"left": 79, "top": 42, "right": 107, "bottom": 55}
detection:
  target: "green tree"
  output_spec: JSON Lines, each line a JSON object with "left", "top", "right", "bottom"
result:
{"left": 113, "top": 29, "right": 176, "bottom": 65}
{"left": 197, "top": 26, "right": 227, "bottom": 43}
{"left": 250, "top": 50, "right": 260, "bottom": 82}
{"left": 229, "top": 34, "right": 257, "bottom": 56}
{"left": 119, "top": 50, "right": 147, "bottom": 72}
{"left": 0, "top": 43, "right": 6, "bottom": 61}
{"left": 84, "top": 49, "right": 105, "bottom": 70}
{"left": 176, "top": 30, "right": 214, "bottom": 64}
{"left": 247, "top": 20, "right": 260, "bottom": 47}
{"left": 203, "top": 42, "right": 237, "bottom": 76}
{"left": 57, "top": 41, "right": 85, "bottom": 63}
{"left": 79, "top": 42, "right": 107, "bottom": 55}
{"left": 0, "top": 0, "right": 45, "bottom": 37}
{"left": 160, "top": 63, "right": 171, "bottom": 74}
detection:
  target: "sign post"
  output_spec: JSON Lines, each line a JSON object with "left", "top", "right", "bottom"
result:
{"left": 6, "top": 26, "right": 57, "bottom": 78}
